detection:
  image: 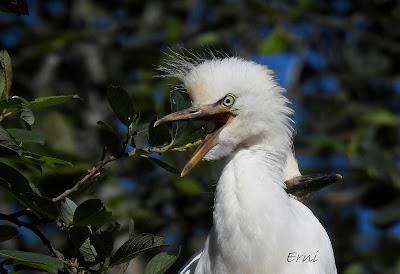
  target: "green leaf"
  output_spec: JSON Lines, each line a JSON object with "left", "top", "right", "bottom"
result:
{"left": 20, "top": 192, "right": 58, "bottom": 220}
{"left": 0, "top": 161, "right": 32, "bottom": 193}
{"left": 73, "top": 199, "right": 112, "bottom": 227}
{"left": 97, "top": 121, "right": 121, "bottom": 139}
{"left": 169, "top": 90, "right": 205, "bottom": 148}
{"left": 110, "top": 234, "right": 165, "bottom": 266}
{"left": 0, "top": 250, "right": 63, "bottom": 273}
{"left": 373, "top": 200, "right": 400, "bottom": 227}
{"left": 259, "top": 30, "right": 288, "bottom": 55}
{"left": 142, "top": 155, "right": 180, "bottom": 175}
{"left": 115, "top": 220, "right": 135, "bottom": 273}
{"left": 148, "top": 116, "right": 171, "bottom": 147}
{"left": 0, "top": 125, "right": 23, "bottom": 155}
{"left": 0, "top": 50, "right": 12, "bottom": 99}
{"left": 343, "top": 264, "right": 363, "bottom": 274}
{"left": 0, "top": 0, "right": 29, "bottom": 15}
{"left": 97, "top": 120, "right": 124, "bottom": 156}
{"left": 0, "top": 96, "right": 31, "bottom": 114}
{"left": 91, "top": 223, "right": 120, "bottom": 260}
{"left": 194, "top": 32, "right": 219, "bottom": 46}
{"left": 20, "top": 103, "right": 35, "bottom": 125}
{"left": 165, "top": 17, "right": 181, "bottom": 43}
{"left": 22, "top": 152, "right": 73, "bottom": 169}
{"left": 69, "top": 226, "right": 98, "bottom": 263}
{"left": 145, "top": 252, "right": 178, "bottom": 274}
{"left": 303, "top": 134, "right": 347, "bottom": 153}
{"left": 362, "top": 110, "right": 399, "bottom": 126}
{"left": 174, "top": 178, "right": 203, "bottom": 194}
{"left": 106, "top": 85, "right": 136, "bottom": 125}
{"left": 0, "top": 225, "right": 19, "bottom": 242}
{"left": 28, "top": 95, "right": 80, "bottom": 109}
{"left": 59, "top": 198, "right": 77, "bottom": 227}
{"left": 6, "top": 128, "right": 45, "bottom": 145}
{"left": 289, "top": 0, "right": 314, "bottom": 20}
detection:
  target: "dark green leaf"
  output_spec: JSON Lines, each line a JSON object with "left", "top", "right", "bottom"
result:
{"left": 0, "top": 50, "right": 12, "bottom": 99}
{"left": 193, "top": 32, "right": 219, "bottom": 46}
{"left": 6, "top": 128, "right": 45, "bottom": 145}
{"left": 116, "top": 220, "right": 135, "bottom": 273}
{"left": 289, "top": 0, "right": 314, "bottom": 20}
{"left": 91, "top": 223, "right": 120, "bottom": 260}
{"left": 361, "top": 110, "right": 399, "bottom": 126}
{"left": 169, "top": 90, "right": 205, "bottom": 148}
{"left": 0, "top": 250, "right": 63, "bottom": 273}
{"left": 20, "top": 103, "right": 34, "bottom": 125}
{"left": 174, "top": 178, "right": 203, "bottom": 194}
{"left": 0, "top": 0, "right": 28, "bottom": 15}
{"left": 28, "top": 95, "right": 80, "bottom": 109}
{"left": 144, "top": 252, "right": 178, "bottom": 274}
{"left": 69, "top": 227, "right": 96, "bottom": 263}
{"left": 259, "top": 30, "right": 288, "bottom": 55}
{"left": 148, "top": 116, "right": 171, "bottom": 147}
{"left": 110, "top": 234, "right": 165, "bottom": 266}
{"left": 73, "top": 199, "right": 112, "bottom": 227}
{"left": 97, "top": 121, "right": 121, "bottom": 140}
{"left": 59, "top": 198, "right": 77, "bottom": 227}
{"left": 106, "top": 85, "right": 135, "bottom": 125}
{"left": 128, "top": 115, "right": 140, "bottom": 137}
{"left": 303, "top": 134, "right": 347, "bottom": 153}
{"left": 142, "top": 155, "right": 180, "bottom": 175}
{"left": 97, "top": 120, "right": 124, "bottom": 156}
{"left": 0, "top": 96, "right": 27, "bottom": 119}
{"left": 0, "top": 126, "right": 22, "bottom": 155}
{"left": 69, "top": 227, "right": 98, "bottom": 263}
{"left": 0, "top": 225, "right": 19, "bottom": 242}
{"left": 373, "top": 200, "right": 400, "bottom": 228}
{"left": 0, "top": 161, "right": 32, "bottom": 193}
{"left": 20, "top": 193, "right": 58, "bottom": 220}
{"left": 22, "top": 152, "right": 73, "bottom": 169}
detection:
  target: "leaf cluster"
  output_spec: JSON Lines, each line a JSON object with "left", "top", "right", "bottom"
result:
{"left": 0, "top": 50, "right": 185, "bottom": 274}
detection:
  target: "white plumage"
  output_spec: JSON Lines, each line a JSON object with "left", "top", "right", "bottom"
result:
{"left": 157, "top": 55, "right": 338, "bottom": 274}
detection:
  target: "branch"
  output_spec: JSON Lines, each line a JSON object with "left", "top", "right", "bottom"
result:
{"left": 52, "top": 156, "right": 115, "bottom": 202}
{"left": 52, "top": 140, "right": 201, "bottom": 202}
{"left": 0, "top": 212, "right": 58, "bottom": 257}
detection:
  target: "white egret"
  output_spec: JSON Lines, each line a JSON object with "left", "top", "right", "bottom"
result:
{"left": 155, "top": 56, "right": 338, "bottom": 274}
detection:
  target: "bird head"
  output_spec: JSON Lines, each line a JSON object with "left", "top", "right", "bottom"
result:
{"left": 155, "top": 56, "right": 293, "bottom": 176}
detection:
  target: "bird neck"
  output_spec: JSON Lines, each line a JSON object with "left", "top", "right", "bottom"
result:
{"left": 211, "top": 142, "right": 292, "bottom": 270}
{"left": 214, "top": 141, "right": 291, "bottom": 226}
{"left": 213, "top": 141, "right": 289, "bottom": 233}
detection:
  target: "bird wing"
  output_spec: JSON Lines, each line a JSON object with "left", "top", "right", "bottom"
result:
{"left": 285, "top": 173, "right": 342, "bottom": 202}
{"left": 178, "top": 250, "right": 202, "bottom": 274}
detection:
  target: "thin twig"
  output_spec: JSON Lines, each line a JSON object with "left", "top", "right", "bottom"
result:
{"left": 52, "top": 140, "right": 201, "bottom": 203}
{"left": 0, "top": 212, "right": 58, "bottom": 257}
{"left": 52, "top": 156, "right": 116, "bottom": 202}
{"left": 0, "top": 213, "right": 77, "bottom": 273}
{"left": 7, "top": 209, "right": 32, "bottom": 219}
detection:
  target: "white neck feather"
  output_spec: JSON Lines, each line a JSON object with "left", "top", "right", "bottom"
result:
{"left": 210, "top": 142, "right": 291, "bottom": 272}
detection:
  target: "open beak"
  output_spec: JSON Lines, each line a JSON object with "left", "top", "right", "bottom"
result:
{"left": 154, "top": 104, "right": 234, "bottom": 177}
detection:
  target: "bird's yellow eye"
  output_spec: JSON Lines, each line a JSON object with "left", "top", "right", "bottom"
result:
{"left": 222, "top": 94, "right": 236, "bottom": 107}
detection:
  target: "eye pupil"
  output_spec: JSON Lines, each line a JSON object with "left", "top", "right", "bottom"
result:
{"left": 222, "top": 94, "right": 235, "bottom": 107}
